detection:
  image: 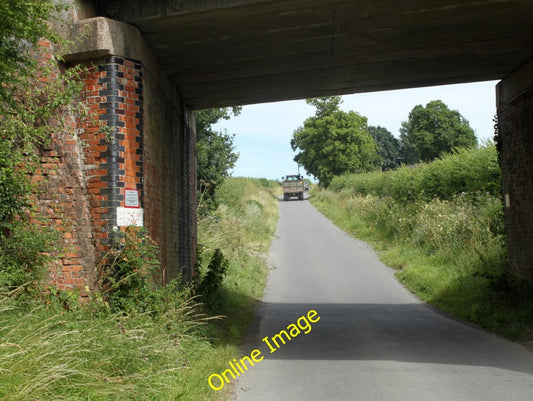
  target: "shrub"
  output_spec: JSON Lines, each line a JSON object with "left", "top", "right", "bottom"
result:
{"left": 196, "top": 248, "right": 229, "bottom": 307}
{"left": 410, "top": 194, "right": 505, "bottom": 258}
{"left": 96, "top": 227, "right": 161, "bottom": 313}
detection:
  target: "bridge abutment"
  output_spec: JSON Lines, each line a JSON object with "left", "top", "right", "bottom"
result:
{"left": 48, "top": 16, "right": 197, "bottom": 289}
{"left": 497, "top": 59, "right": 533, "bottom": 285}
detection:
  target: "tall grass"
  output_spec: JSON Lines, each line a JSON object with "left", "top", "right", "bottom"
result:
{"left": 0, "top": 283, "right": 217, "bottom": 400}
{"left": 312, "top": 145, "right": 533, "bottom": 341}
{"left": 0, "top": 177, "right": 280, "bottom": 400}
{"left": 197, "top": 177, "right": 280, "bottom": 343}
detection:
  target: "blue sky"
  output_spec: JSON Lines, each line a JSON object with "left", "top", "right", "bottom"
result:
{"left": 212, "top": 80, "right": 499, "bottom": 181}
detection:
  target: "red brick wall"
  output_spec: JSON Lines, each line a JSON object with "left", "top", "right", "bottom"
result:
{"left": 78, "top": 56, "right": 144, "bottom": 254}
{"left": 32, "top": 41, "right": 96, "bottom": 291}
{"left": 35, "top": 55, "right": 144, "bottom": 291}
{"left": 36, "top": 108, "right": 97, "bottom": 291}
{"left": 37, "top": 52, "right": 197, "bottom": 290}
{"left": 498, "top": 74, "right": 533, "bottom": 284}
{"left": 142, "top": 76, "right": 197, "bottom": 283}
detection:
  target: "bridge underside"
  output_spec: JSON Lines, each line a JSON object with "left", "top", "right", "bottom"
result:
{"left": 62, "top": 0, "right": 533, "bottom": 286}
{"left": 83, "top": 0, "right": 533, "bottom": 109}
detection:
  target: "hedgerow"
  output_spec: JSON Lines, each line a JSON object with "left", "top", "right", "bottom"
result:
{"left": 313, "top": 143, "right": 533, "bottom": 339}
{"left": 329, "top": 144, "right": 501, "bottom": 201}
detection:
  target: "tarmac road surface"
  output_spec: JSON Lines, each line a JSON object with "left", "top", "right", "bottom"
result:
{"left": 231, "top": 197, "right": 533, "bottom": 401}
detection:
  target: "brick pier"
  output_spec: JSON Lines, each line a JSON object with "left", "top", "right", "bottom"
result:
{"left": 37, "top": 18, "right": 197, "bottom": 291}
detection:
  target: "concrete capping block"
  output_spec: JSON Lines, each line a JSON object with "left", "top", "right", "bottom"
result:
{"left": 497, "top": 58, "right": 533, "bottom": 106}
{"left": 64, "top": 17, "right": 176, "bottom": 102}
{"left": 65, "top": 17, "right": 146, "bottom": 64}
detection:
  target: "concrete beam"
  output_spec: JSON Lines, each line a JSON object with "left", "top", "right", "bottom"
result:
{"left": 497, "top": 59, "right": 533, "bottom": 105}
{"left": 65, "top": 17, "right": 147, "bottom": 66}
{"left": 64, "top": 17, "right": 176, "bottom": 102}
{"left": 89, "top": 0, "right": 533, "bottom": 109}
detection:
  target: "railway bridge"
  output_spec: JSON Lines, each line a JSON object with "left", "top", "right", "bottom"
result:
{"left": 46, "top": 0, "right": 533, "bottom": 289}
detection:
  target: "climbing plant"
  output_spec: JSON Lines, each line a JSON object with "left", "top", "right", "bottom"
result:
{"left": 0, "top": 1, "right": 83, "bottom": 289}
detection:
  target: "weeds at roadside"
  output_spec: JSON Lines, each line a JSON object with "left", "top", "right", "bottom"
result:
{"left": 196, "top": 178, "right": 279, "bottom": 344}
{"left": 0, "top": 279, "right": 217, "bottom": 400}
{"left": 0, "top": 178, "right": 279, "bottom": 400}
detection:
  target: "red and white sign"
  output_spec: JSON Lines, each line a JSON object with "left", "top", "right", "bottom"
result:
{"left": 124, "top": 188, "right": 140, "bottom": 208}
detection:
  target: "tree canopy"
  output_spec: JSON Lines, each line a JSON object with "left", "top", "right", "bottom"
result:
{"left": 291, "top": 97, "right": 379, "bottom": 186}
{"left": 195, "top": 107, "right": 241, "bottom": 208}
{"left": 306, "top": 96, "right": 342, "bottom": 118}
{"left": 368, "top": 126, "right": 400, "bottom": 170}
{"left": 399, "top": 100, "right": 477, "bottom": 163}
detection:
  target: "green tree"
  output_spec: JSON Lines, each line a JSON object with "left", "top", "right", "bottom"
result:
{"left": 291, "top": 97, "right": 379, "bottom": 186}
{"left": 368, "top": 126, "right": 400, "bottom": 170}
{"left": 306, "top": 96, "right": 342, "bottom": 118}
{"left": 195, "top": 107, "right": 241, "bottom": 209}
{"left": 399, "top": 100, "right": 477, "bottom": 163}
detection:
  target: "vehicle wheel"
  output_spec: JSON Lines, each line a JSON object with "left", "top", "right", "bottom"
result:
{"left": 284, "top": 194, "right": 289, "bottom": 201}
{"left": 298, "top": 192, "right": 304, "bottom": 200}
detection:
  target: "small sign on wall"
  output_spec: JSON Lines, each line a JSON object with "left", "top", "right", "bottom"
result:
{"left": 117, "top": 207, "right": 143, "bottom": 227}
{"left": 124, "top": 188, "right": 140, "bottom": 208}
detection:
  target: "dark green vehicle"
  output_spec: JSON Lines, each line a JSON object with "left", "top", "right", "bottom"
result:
{"left": 282, "top": 174, "right": 305, "bottom": 201}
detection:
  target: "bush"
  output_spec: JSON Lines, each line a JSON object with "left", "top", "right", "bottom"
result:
{"left": 196, "top": 248, "right": 229, "bottom": 307}
{"left": 96, "top": 227, "right": 161, "bottom": 313}
{"left": 410, "top": 194, "right": 505, "bottom": 258}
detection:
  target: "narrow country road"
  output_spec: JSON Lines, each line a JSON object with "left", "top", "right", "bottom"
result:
{"left": 231, "top": 197, "right": 533, "bottom": 401}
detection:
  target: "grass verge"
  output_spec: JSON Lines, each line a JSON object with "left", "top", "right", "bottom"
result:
{"left": 197, "top": 177, "right": 280, "bottom": 345}
{"left": 0, "top": 177, "right": 279, "bottom": 400}
{"left": 311, "top": 182, "right": 533, "bottom": 344}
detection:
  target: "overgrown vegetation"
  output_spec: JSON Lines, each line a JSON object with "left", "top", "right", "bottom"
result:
{"left": 0, "top": 178, "right": 278, "bottom": 400}
{"left": 0, "top": 282, "right": 215, "bottom": 401}
{"left": 195, "top": 107, "right": 241, "bottom": 211}
{"left": 0, "top": 0, "right": 92, "bottom": 291}
{"left": 196, "top": 177, "right": 280, "bottom": 343}
{"left": 1, "top": 222, "right": 217, "bottom": 400}
{"left": 312, "top": 144, "right": 533, "bottom": 341}
{"left": 96, "top": 228, "right": 162, "bottom": 313}
{"left": 1, "top": 2, "right": 278, "bottom": 399}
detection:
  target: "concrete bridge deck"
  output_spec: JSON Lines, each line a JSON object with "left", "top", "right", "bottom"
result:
{"left": 80, "top": 0, "right": 533, "bottom": 109}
